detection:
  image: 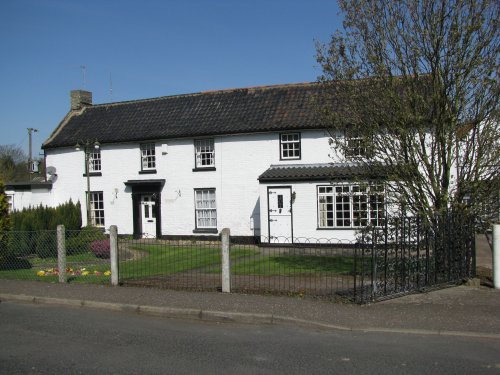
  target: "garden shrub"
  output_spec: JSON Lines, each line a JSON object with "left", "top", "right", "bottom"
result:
{"left": 35, "top": 231, "right": 57, "bottom": 258}
{"left": 66, "top": 226, "right": 106, "bottom": 255}
{"left": 0, "top": 179, "right": 13, "bottom": 264}
{"left": 10, "top": 200, "right": 82, "bottom": 231}
{"left": 90, "top": 239, "right": 110, "bottom": 259}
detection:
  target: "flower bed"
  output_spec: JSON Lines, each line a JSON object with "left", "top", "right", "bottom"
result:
{"left": 36, "top": 267, "right": 111, "bottom": 277}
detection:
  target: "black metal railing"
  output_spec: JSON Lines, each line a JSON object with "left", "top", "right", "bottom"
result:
{"left": 353, "top": 212, "right": 476, "bottom": 302}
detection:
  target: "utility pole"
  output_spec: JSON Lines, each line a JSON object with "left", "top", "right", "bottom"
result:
{"left": 27, "top": 128, "right": 38, "bottom": 181}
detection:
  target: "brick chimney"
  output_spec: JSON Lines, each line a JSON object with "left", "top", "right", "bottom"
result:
{"left": 70, "top": 90, "right": 92, "bottom": 110}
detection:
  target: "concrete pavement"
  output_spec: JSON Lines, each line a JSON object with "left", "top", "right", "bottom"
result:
{"left": 1, "top": 279, "right": 499, "bottom": 339}
{"left": 1, "top": 234, "right": 496, "bottom": 340}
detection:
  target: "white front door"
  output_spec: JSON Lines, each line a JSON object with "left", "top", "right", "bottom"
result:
{"left": 268, "top": 187, "right": 292, "bottom": 243}
{"left": 141, "top": 194, "right": 156, "bottom": 238}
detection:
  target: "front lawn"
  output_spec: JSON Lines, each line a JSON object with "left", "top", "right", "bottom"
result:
{"left": 120, "top": 243, "right": 257, "bottom": 280}
{"left": 230, "top": 255, "right": 361, "bottom": 276}
{"left": 0, "top": 243, "right": 369, "bottom": 282}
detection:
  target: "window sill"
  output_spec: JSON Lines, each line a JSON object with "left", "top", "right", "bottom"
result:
{"left": 83, "top": 172, "right": 102, "bottom": 177}
{"left": 316, "top": 227, "right": 358, "bottom": 230}
{"left": 193, "top": 228, "right": 218, "bottom": 234}
{"left": 279, "top": 157, "right": 301, "bottom": 161}
{"left": 192, "top": 167, "right": 216, "bottom": 172}
{"left": 139, "top": 170, "right": 157, "bottom": 174}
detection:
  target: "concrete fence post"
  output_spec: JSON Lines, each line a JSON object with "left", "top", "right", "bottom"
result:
{"left": 57, "top": 225, "right": 66, "bottom": 283}
{"left": 221, "top": 228, "right": 231, "bottom": 293}
{"left": 109, "top": 225, "right": 119, "bottom": 286}
{"left": 493, "top": 224, "right": 500, "bottom": 290}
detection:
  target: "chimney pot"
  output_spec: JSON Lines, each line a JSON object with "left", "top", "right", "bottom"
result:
{"left": 70, "top": 90, "right": 92, "bottom": 110}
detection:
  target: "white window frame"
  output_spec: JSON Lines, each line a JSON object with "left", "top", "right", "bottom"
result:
{"left": 280, "top": 133, "right": 301, "bottom": 160}
{"left": 194, "top": 188, "right": 217, "bottom": 229}
{"left": 89, "top": 191, "right": 105, "bottom": 227}
{"left": 194, "top": 139, "right": 215, "bottom": 168}
{"left": 317, "top": 183, "right": 385, "bottom": 228}
{"left": 88, "top": 149, "right": 101, "bottom": 172}
{"left": 140, "top": 143, "right": 156, "bottom": 170}
{"left": 345, "top": 134, "right": 367, "bottom": 159}
{"left": 6, "top": 194, "right": 13, "bottom": 213}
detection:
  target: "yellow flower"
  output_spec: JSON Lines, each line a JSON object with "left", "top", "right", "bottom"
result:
{"left": 104, "top": 270, "right": 111, "bottom": 276}
{"left": 37, "top": 270, "right": 46, "bottom": 277}
{"left": 82, "top": 271, "right": 90, "bottom": 276}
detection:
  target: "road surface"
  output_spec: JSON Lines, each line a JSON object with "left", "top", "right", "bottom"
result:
{"left": 1, "top": 302, "right": 499, "bottom": 374}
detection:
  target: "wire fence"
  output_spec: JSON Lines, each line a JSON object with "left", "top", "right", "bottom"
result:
{"left": 0, "top": 228, "right": 112, "bottom": 283}
{"left": 118, "top": 237, "right": 222, "bottom": 291}
{"left": 227, "top": 239, "right": 359, "bottom": 299}
{"left": 117, "top": 236, "right": 359, "bottom": 297}
{"left": 119, "top": 212, "right": 476, "bottom": 303}
{"left": 0, "top": 211, "right": 476, "bottom": 303}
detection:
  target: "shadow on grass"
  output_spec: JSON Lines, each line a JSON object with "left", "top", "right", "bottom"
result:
{"left": 0, "top": 257, "right": 32, "bottom": 270}
{"left": 273, "top": 255, "right": 356, "bottom": 273}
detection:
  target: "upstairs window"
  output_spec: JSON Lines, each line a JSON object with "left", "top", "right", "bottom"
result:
{"left": 345, "top": 134, "right": 368, "bottom": 159}
{"left": 140, "top": 143, "right": 156, "bottom": 171}
{"left": 194, "top": 139, "right": 215, "bottom": 169}
{"left": 88, "top": 149, "right": 101, "bottom": 172}
{"left": 280, "top": 133, "right": 301, "bottom": 160}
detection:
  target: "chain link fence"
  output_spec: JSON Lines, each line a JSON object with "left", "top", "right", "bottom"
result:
{"left": 0, "top": 228, "right": 112, "bottom": 283}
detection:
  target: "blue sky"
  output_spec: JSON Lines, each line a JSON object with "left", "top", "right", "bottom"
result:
{"left": 0, "top": 0, "right": 342, "bottom": 154}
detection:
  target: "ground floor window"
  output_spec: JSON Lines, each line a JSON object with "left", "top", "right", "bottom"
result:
{"left": 6, "top": 194, "right": 13, "bottom": 212}
{"left": 194, "top": 188, "right": 217, "bottom": 229}
{"left": 88, "top": 191, "right": 105, "bottom": 227}
{"left": 317, "top": 183, "right": 385, "bottom": 228}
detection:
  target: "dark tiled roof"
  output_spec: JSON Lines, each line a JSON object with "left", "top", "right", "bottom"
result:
{"left": 43, "top": 83, "right": 325, "bottom": 149}
{"left": 258, "top": 163, "right": 389, "bottom": 182}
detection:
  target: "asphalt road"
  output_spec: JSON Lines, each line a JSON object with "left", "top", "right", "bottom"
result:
{"left": 1, "top": 302, "right": 499, "bottom": 375}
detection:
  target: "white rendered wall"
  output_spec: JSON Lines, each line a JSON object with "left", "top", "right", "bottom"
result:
{"left": 6, "top": 188, "right": 53, "bottom": 211}
{"left": 44, "top": 129, "right": 334, "bottom": 237}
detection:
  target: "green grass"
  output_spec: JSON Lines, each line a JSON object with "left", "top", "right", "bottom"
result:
{"left": 120, "top": 244, "right": 257, "bottom": 280}
{"left": 0, "top": 244, "right": 369, "bottom": 282}
{"left": 30, "top": 252, "right": 100, "bottom": 266}
{"left": 0, "top": 251, "right": 111, "bottom": 283}
{"left": 231, "top": 255, "right": 366, "bottom": 276}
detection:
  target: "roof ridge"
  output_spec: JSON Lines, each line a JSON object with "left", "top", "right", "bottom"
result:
{"left": 200, "top": 82, "right": 316, "bottom": 94}
{"left": 90, "top": 82, "right": 318, "bottom": 108}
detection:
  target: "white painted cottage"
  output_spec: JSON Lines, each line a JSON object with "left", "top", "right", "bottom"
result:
{"left": 7, "top": 83, "right": 387, "bottom": 243}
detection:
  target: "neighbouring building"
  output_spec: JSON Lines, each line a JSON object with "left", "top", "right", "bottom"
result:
{"left": 6, "top": 83, "right": 387, "bottom": 243}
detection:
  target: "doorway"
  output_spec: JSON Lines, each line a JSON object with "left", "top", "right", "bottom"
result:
{"left": 140, "top": 194, "right": 156, "bottom": 238}
{"left": 267, "top": 186, "right": 293, "bottom": 243}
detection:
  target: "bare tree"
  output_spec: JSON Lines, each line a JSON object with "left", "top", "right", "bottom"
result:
{"left": 0, "top": 145, "right": 28, "bottom": 183}
{"left": 316, "top": 0, "right": 499, "bottom": 223}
